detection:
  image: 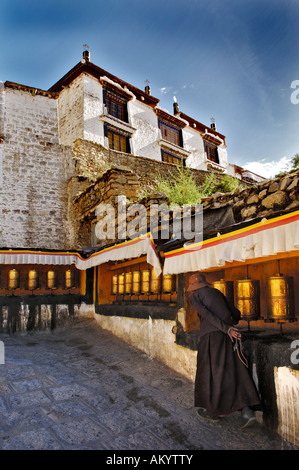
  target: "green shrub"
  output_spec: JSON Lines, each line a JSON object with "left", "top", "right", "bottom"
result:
{"left": 214, "top": 174, "right": 243, "bottom": 194}
{"left": 139, "top": 166, "right": 243, "bottom": 206}
{"left": 153, "top": 165, "right": 202, "bottom": 206}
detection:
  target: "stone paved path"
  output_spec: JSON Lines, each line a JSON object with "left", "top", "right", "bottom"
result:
{"left": 0, "top": 316, "right": 296, "bottom": 451}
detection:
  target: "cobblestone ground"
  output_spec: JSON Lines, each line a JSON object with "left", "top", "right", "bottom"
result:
{"left": 0, "top": 316, "right": 297, "bottom": 451}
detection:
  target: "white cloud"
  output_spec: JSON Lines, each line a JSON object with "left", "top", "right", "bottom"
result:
{"left": 159, "top": 86, "right": 171, "bottom": 95}
{"left": 244, "top": 156, "right": 292, "bottom": 179}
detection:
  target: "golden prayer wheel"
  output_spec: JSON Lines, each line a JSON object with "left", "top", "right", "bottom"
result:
{"left": 65, "top": 269, "right": 73, "bottom": 289}
{"left": 9, "top": 269, "right": 19, "bottom": 289}
{"left": 213, "top": 279, "right": 234, "bottom": 303}
{"left": 125, "top": 272, "right": 132, "bottom": 294}
{"left": 162, "top": 274, "right": 175, "bottom": 293}
{"left": 47, "top": 270, "right": 57, "bottom": 289}
{"left": 112, "top": 274, "right": 118, "bottom": 295}
{"left": 236, "top": 279, "right": 260, "bottom": 321}
{"left": 118, "top": 273, "right": 125, "bottom": 294}
{"left": 141, "top": 270, "right": 150, "bottom": 293}
{"left": 267, "top": 274, "right": 294, "bottom": 321}
{"left": 28, "top": 269, "right": 38, "bottom": 290}
{"left": 151, "top": 269, "right": 161, "bottom": 293}
{"left": 132, "top": 271, "right": 140, "bottom": 294}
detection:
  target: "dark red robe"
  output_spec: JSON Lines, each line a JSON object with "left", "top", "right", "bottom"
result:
{"left": 190, "top": 286, "right": 260, "bottom": 417}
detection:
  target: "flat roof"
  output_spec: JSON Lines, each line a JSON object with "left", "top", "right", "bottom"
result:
{"left": 48, "top": 60, "right": 160, "bottom": 108}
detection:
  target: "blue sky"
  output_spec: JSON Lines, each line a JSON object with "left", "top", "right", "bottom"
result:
{"left": 1, "top": 0, "right": 299, "bottom": 177}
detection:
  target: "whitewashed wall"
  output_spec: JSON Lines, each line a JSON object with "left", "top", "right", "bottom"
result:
{"left": 183, "top": 126, "right": 206, "bottom": 169}
{"left": 83, "top": 75, "right": 105, "bottom": 145}
{"left": 218, "top": 144, "right": 229, "bottom": 167}
{"left": 94, "top": 313, "right": 197, "bottom": 382}
{"left": 129, "top": 99, "right": 161, "bottom": 161}
{"left": 57, "top": 75, "right": 85, "bottom": 146}
{"left": 0, "top": 87, "right": 74, "bottom": 249}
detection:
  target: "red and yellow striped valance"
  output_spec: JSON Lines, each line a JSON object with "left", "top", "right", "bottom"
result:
{"left": 0, "top": 233, "right": 162, "bottom": 276}
{"left": 163, "top": 209, "right": 299, "bottom": 275}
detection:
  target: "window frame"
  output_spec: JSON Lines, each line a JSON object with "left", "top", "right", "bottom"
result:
{"left": 103, "top": 88, "right": 128, "bottom": 123}
{"left": 204, "top": 141, "right": 219, "bottom": 164}
{"left": 161, "top": 149, "right": 186, "bottom": 166}
{"left": 104, "top": 124, "right": 130, "bottom": 153}
{"left": 158, "top": 119, "right": 183, "bottom": 147}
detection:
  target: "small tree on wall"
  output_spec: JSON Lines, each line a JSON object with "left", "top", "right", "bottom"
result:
{"left": 139, "top": 165, "right": 243, "bottom": 206}
{"left": 153, "top": 165, "right": 202, "bottom": 206}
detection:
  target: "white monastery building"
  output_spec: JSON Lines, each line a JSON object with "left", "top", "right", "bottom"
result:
{"left": 1, "top": 49, "right": 260, "bottom": 179}
{"left": 50, "top": 49, "right": 230, "bottom": 171}
{"left": 0, "top": 49, "right": 263, "bottom": 251}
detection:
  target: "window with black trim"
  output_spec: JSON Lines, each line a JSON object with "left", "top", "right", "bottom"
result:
{"left": 103, "top": 89, "right": 128, "bottom": 123}
{"left": 158, "top": 119, "right": 182, "bottom": 147}
{"left": 104, "top": 125, "right": 130, "bottom": 153}
{"left": 161, "top": 149, "right": 185, "bottom": 166}
{"left": 204, "top": 141, "right": 219, "bottom": 164}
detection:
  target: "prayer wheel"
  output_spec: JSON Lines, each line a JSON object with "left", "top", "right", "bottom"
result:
{"left": 112, "top": 274, "right": 118, "bottom": 294}
{"left": 47, "top": 270, "right": 57, "bottom": 289}
{"left": 151, "top": 269, "right": 161, "bottom": 294}
{"left": 132, "top": 271, "right": 140, "bottom": 294}
{"left": 125, "top": 272, "right": 132, "bottom": 294}
{"left": 267, "top": 274, "right": 294, "bottom": 322}
{"left": 65, "top": 269, "right": 73, "bottom": 289}
{"left": 118, "top": 273, "right": 125, "bottom": 294}
{"left": 141, "top": 270, "right": 150, "bottom": 293}
{"left": 162, "top": 274, "right": 175, "bottom": 293}
{"left": 236, "top": 279, "right": 260, "bottom": 321}
{"left": 9, "top": 269, "right": 19, "bottom": 289}
{"left": 213, "top": 279, "right": 234, "bottom": 303}
{"left": 28, "top": 269, "right": 38, "bottom": 290}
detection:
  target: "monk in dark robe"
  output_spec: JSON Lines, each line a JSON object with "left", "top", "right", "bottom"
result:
{"left": 188, "top": 272, "right": 260, "bottom": 427}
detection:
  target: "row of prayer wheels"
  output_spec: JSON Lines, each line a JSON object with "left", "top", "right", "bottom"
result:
{"left": 112, "top": 270, "right": 175, "bottom": 295}
{"left": 213, "top": 274, "right": 295, "bottom": 323}
{"left": 7, "top": 268, "right": 74, "bottom": 290}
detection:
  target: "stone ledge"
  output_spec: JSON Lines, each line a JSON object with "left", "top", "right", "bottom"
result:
{"left": 202, "top": 170, "right": 299, "bottom": 222}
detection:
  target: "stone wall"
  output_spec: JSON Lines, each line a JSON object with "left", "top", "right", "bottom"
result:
{"left": 70, "top": 138, "right": 266, "bottom": 249}
{"left": 57, "top": 75, "right": 85, "bottom": 146}
{"left": 72, "top": 145, "right": 299, "bottom": 252}
{"left": 72, "top": 138, "right": 228, "bottom": 191}
{"left": 70, "top": 166, "right": 140, "bottom": 248}
{"left": 201, "top": 170, "right": 299, "bottom": 222}
{"left": 0, "top": 86, "right": 75, "bottom": 250}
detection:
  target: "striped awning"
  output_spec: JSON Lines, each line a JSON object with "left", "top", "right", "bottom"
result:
{"left": 0, "top": 232, "right": 162, "bottom": 277}
{"left": 163, "top": 209, "right": 299, "bottom": 275}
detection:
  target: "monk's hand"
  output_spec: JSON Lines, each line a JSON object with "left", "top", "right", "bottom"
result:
{"left": 228, "top": 327, "right": 241, "bottom": 342}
